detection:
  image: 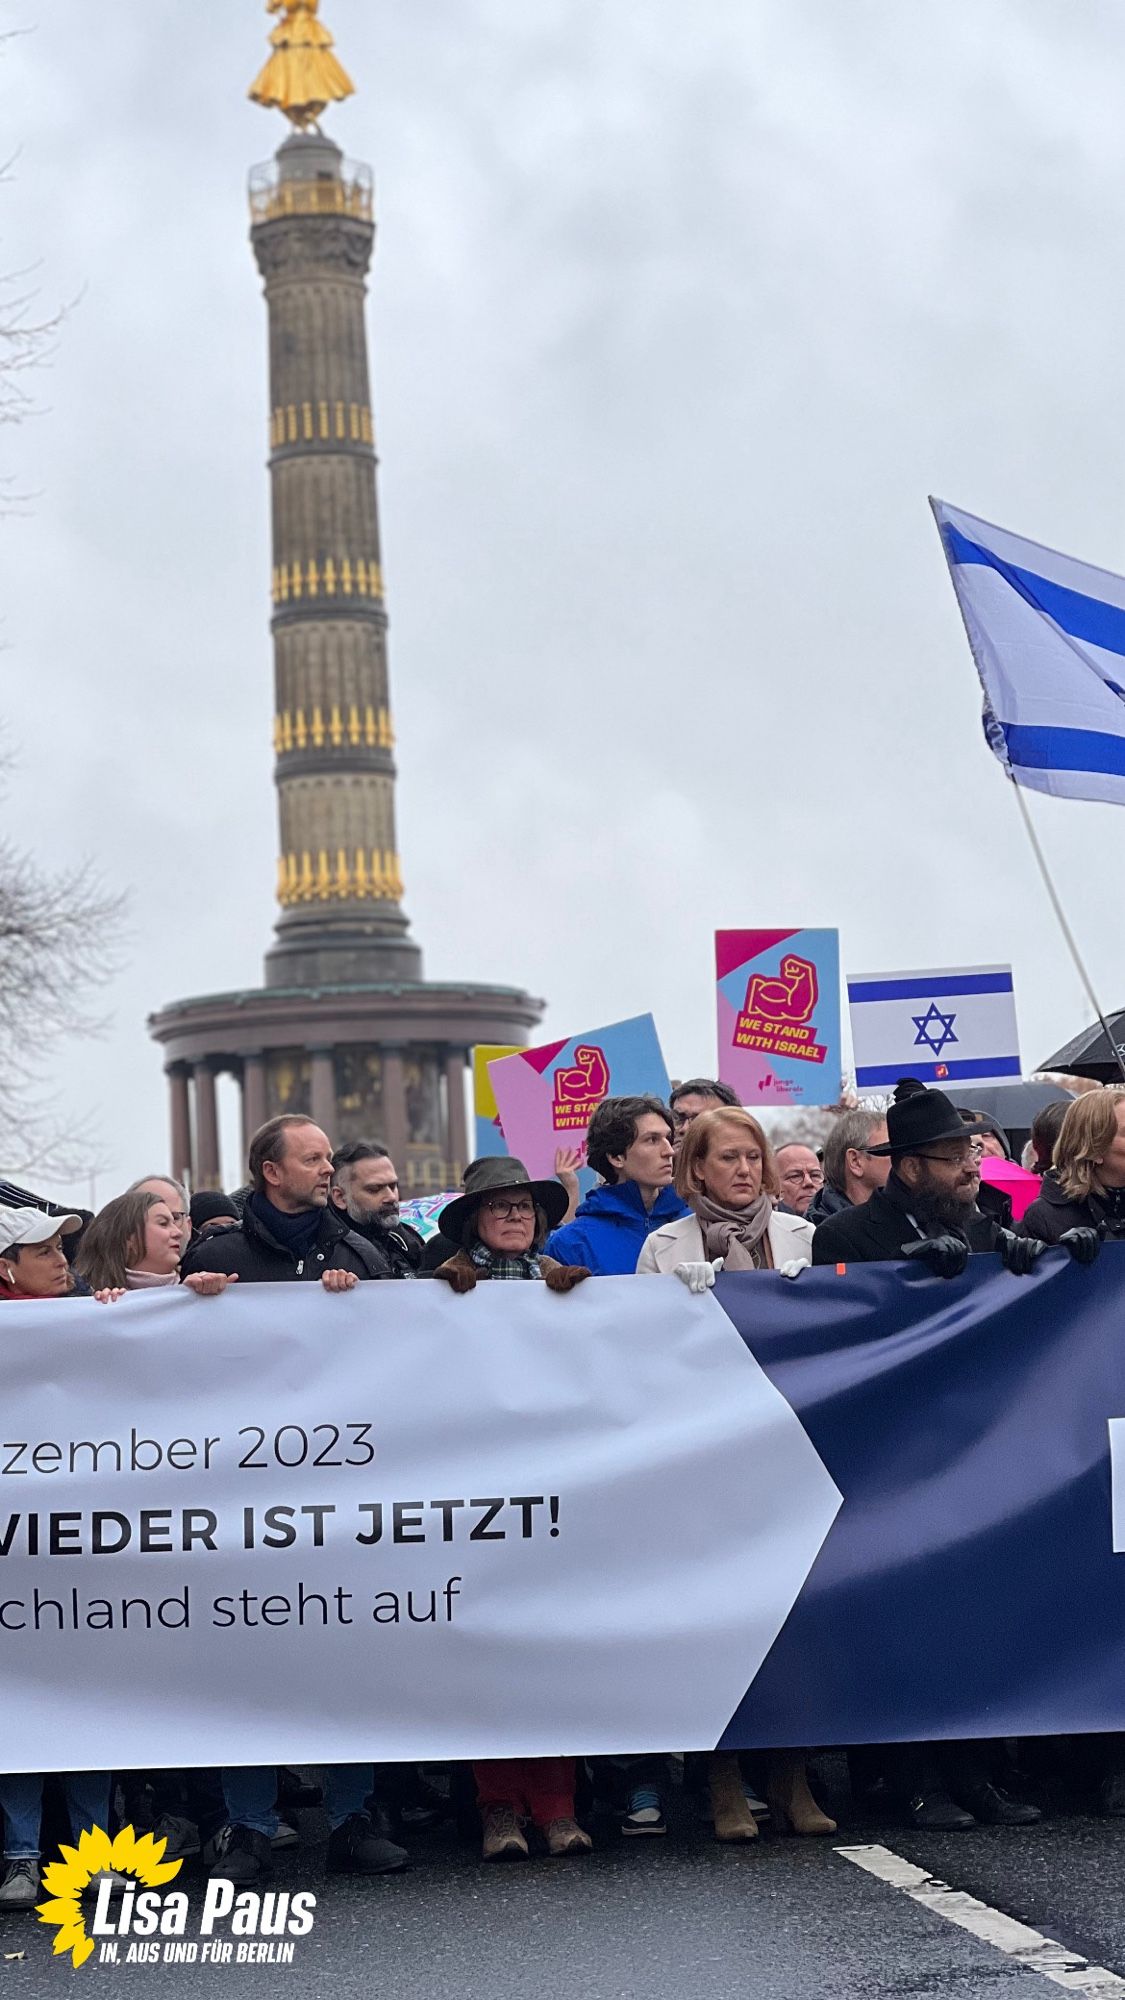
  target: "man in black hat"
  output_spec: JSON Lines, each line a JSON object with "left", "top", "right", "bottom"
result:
{"left": 810, "top": 1083, "right": 1097, "bottom": 1833}
{"left": 810, "top": 1082, "right": 1093, "bottom": 1275}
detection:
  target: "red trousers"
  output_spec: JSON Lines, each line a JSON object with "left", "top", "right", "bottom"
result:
{"left": 473, "top": 1757, "right": 576, "bottom": 1827}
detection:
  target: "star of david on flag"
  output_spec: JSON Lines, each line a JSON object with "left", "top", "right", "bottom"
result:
{"left": 848, "top": 966, "right": 1021, "bottom": 1090}
{"left": 912, "top": 1002, "right": 958, "bottom": 1061}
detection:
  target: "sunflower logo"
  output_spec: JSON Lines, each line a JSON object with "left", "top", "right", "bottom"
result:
{"left": 36, "top": 1825, "right": 182, "bottom": 1969}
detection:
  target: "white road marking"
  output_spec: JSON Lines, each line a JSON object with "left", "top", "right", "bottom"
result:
{"left": 836, "top": 1842, "right": 1125, "bottom": 1997}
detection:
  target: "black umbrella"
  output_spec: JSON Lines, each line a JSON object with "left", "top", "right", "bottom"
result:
{"left": 1039, "top": 1014, "right": 1125, "bottom": 1086}
{"left": 948, "top": 1082, "right": 1074, "bottom": 1127}
{"left": 946, "top": 1081, "right": 1074, "bottom": 1154}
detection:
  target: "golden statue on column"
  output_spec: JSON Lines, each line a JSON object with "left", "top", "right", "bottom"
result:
{"left": 249, "top": 0, "right": 356, "bottom": 129}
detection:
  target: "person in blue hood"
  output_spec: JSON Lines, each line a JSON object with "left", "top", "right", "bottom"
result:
{"left": 545, "top": 1095, "right": 688, "bottom": 1275}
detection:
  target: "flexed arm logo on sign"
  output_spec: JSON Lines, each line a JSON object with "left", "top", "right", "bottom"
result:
{"left": 745, "top": 955, "right": 819, "bottom": 1025}
{"left": 552, "top": 1046, "right": 610, "bottom": 1132}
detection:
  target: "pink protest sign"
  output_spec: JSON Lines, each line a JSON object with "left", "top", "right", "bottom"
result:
{"left": 716, "top": 928, "right": 842, "bottom": 1107}
{"left": 488, "top": 1014, "right": 671, "bottom": 1179}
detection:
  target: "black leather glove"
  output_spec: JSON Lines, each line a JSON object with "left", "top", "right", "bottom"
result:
{"left": 996, "top": 1228, "right": 1047, "bottom": 1277}
{"left": 1059, "top": 1226, "right": 1102, "bottom": 1266}
{"left": 902, "top": 1234, "right": 969, "bottom": 1280}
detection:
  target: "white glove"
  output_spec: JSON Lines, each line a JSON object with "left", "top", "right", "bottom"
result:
{"left": 674, "top": 1257, "right": 724, "bottom": 1294}
{"left": 778, "top": 1258, "right": 808, "bottom": 1280}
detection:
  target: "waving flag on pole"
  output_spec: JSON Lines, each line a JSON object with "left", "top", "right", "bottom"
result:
{"left": 931, "top": 497, "right": 1125, "bottom": 805}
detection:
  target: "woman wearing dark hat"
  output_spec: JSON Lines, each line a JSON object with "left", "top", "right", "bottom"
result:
{"left": 431, "top": 1157, "right": 591, "bottom": 1297}
{"left": 431, "top": 1159, "right": 592, "bottom": 1861}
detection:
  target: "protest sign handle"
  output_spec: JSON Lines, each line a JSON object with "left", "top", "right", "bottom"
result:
{"left": 1008, "top": 776, "right": 1125, "bottom": 1087}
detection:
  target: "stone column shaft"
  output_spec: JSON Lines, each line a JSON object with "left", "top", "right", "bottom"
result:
{"left": 194, "top": 1064, "right": 221, "bottom": 1191}
{"left": 168, "top": 1069, "right": 192, "bottom": 1187}
{"left": 444, "top": 1049, "right": 468, "bottom": 1181}
{"left": 310, "top": 1048, "right": 337, "bottom": 1139}
{"left": 382, "top": 1046, "right": 408, "bottom": 1168}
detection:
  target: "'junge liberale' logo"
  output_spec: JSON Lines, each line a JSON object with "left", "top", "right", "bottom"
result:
{"left": 37, "top": 1824, "right": 316, "bottom": 1970}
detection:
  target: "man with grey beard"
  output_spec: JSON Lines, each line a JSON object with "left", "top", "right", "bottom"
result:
{"left": 329, "top": 1140, "right": 423, "bottom": 1279}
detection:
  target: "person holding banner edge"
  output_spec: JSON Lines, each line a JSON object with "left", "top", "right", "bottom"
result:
{"left": 637, "top": 1107, "right": 833, "bottom": 1841}
{"left": 432, "top": 1158, "right": 593, "bottom": 1860}
{"left": 179, "top": 1116, "right": 410, "bottom": 1887}
{"left": 810, "top": 1080, "right": 1097, "bottom": 1830}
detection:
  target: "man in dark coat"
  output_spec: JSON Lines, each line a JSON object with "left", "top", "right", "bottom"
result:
{"left": 180, "top": 1114, "right": 406, "bottom": 1887}
{"left": 329, "top": 1140, "right": 424, "bottom": 1279}
{"left": 811, "top": 1082, "right": 1099, "bottom": 1833}
{"left": 812, "top": 1085, "right": 1056, "bottom": 1274}
{"left": 181, "top": 1115, "right": 386, "bottom": 1287}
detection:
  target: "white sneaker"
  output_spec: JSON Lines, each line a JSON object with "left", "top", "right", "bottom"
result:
{"left": 271, "top": 1816, "right": 299, "bottom": 1852}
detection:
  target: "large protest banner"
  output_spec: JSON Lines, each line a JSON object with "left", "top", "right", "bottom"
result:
{"left": 0, "top": 1280, "right": 837, "bottom": 1773}
{"left": 7, "top": 1249, "right": 1125, "bottom": 1771}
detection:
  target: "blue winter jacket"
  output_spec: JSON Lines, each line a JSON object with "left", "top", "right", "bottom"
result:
{"left": 545, "top": 1180, "right": 690, "bottom": 1276}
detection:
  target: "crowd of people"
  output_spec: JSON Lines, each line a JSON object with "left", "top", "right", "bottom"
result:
{"left": 1, "top": 1071, "right": 1124, "bottom": 1907}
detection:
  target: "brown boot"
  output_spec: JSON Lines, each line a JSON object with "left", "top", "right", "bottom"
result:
{"left": 545, "top": 1817, "right": 593, "bottom": 1857}
{"left": 709, "top": 1751, "right": 759, "bottom": 1842}
{"left": 480, "top": 1804, "right": 529, "bottom": 1861}
{"left": 767, "top": 1752, "right": 837, "bottom": 1836}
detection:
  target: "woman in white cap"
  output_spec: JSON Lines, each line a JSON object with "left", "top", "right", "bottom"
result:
{"left": 0, "top": 1204, "right": 85, "bottom": 1300}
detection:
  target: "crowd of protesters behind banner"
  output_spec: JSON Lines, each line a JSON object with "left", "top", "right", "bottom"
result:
{"left": 0, "top": 1073, "right": 1123, "bottom": 1906}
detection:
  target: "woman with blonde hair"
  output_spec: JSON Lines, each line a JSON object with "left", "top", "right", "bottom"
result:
{"left": 637, "top": 1106, "right": 813, "bottom": 1284}
{"left": 636, "top": 1107, "right": 831, "bottom": 1842}
{"left": 1022, "top": 1088, "right": 1125, "bottom": 1243}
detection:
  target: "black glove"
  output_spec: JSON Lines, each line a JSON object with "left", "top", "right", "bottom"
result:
{"left": 1059, "top": 1226, "right": 1102, "bottom": 1266}
{"left": 996, "top": 1228, "right": 1047, "bottom": 1277}
{"left": 902, "top": 1234, "right": 969, "bottom": 1280}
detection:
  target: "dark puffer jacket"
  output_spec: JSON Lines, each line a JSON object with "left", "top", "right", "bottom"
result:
{"left": 180, "top": 1197, "right": 385, "bottom": 1284}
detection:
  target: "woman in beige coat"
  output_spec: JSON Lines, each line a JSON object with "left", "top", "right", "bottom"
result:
{"left": 636, "top": 1106, "right": 833, "bottom": 1844}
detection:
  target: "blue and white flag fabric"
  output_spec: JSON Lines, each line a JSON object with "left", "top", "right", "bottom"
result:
{"left": 848, "top": 963, "right": 1021, "bottom": 1090}
{"left": 932, "top": 496, "right": 1125, "bottom": 805}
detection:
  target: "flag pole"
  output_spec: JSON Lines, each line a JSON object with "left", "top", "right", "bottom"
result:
{"left": 1007, "top": 777, "right": 1125, "bottom": 1086}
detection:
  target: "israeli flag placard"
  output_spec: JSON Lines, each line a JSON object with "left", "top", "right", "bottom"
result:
{"left": 848, "top": 965, "right": 1021, "bottom": 1090}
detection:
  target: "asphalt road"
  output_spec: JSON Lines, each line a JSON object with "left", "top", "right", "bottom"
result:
{"left": 4, "top": 1776, "right": 1125, "bottom": 1997}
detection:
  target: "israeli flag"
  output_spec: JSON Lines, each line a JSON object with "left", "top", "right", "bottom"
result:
{"left": 932, "top": 497, "right": 1125, "bottom": 805}
{"left": 848, "top": 965, "right": 1021, "bottom": 1090}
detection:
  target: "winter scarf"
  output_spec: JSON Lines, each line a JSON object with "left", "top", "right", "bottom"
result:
{"left": 468, "top": 1239, "right": 542, "bottom": 1282}
{"left": 694, "top": 1190, "right": 774, "bottom": 1271}
{"left": 246, "top": 1191, "right": 322, "bottom": 1260}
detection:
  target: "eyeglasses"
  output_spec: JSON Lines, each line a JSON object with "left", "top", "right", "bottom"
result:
{"left": 917, "top": 1147, "right": 976, "bottom": 1167}
{"left": 780, "top": 1169, "right": 824, "bottom": 1186}
{"left": 166, "top": 1211, "right": 188, "bottom": 1226}
{"left": 482, "top": 1196, "right": 536, "bottom": 1219}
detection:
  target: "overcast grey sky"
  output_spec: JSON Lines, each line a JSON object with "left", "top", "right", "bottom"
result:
{"left": 4, "top": 0, "right": 1125, "bottom": 1200}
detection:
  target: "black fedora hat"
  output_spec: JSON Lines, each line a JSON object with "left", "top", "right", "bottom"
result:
{"left": 438, "top": 1156, "right": 569, "bottom": 1246}
{"left": 868, "top": 1084, "right": 977, "bottom": 1157}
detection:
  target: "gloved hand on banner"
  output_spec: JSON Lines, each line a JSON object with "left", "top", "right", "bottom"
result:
{"left": 996, "top": 1229, "right": 1047, "bottom": 1277}
{"left": 902, "top": 1235, "right": 969, "bottom": 1280}
{"left": 673, "top": 1258, "right": 724, "bottom": 1294}
{"left": 777, "top": 1259, "right": 807, "bottom": 1280}
{"left": 1059, "top": 1226, "right": 1102, "bottom": 1266}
